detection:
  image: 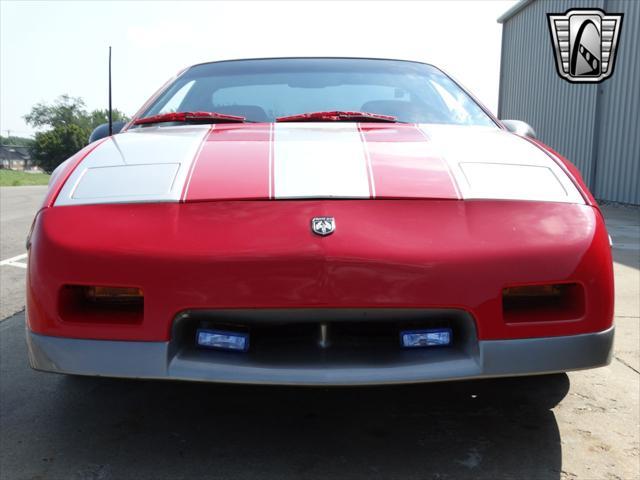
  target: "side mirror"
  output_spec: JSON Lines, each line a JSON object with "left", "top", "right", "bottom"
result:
{"left": 88, "top": 121, "right": 127, "bottom": 143}
{"left": 501, "top": 119, "right": 537, "bottom": 139}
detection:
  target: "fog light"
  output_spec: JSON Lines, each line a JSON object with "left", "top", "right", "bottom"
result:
{"left": 196, "top": 329, "right": 249, "bottom": 352}
{"left": 400, "top": 328, "right": 452, "bottom": 348}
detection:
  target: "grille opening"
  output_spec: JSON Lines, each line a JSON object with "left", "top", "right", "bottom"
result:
{"left": 502, "top": 283, "right": 585, "bottom": 323}
{"left": 58, "top": 285, "right": 144, "bottom": 324}
{"left": 197, "top": 321, "right": 455, "bottom": 350}
{"left": 172, "top": 309, "right": 477, "bottom": 366}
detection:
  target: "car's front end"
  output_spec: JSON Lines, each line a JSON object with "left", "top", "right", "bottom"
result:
{"left": 26, "top": 58, "right": 614, "bottom": 385}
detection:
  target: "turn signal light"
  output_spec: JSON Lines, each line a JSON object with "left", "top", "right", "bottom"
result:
{"left": 59, "top": 285, "right": 144, "bottom": 324}
{"left": 503, "top": 285, "right": 563, "bottom": 298}
{"left": 502, "top": 283, "right": 584, "bottom": 323}
{"left": 84, "top": 286, "right": 143, "bottom": 303}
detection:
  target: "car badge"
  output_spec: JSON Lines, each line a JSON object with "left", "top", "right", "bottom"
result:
{"left": 548, "top": 9, "right": 623, "bottom": 83}
{"left": 311, "top": 217, "right": 335, "bottom": 236}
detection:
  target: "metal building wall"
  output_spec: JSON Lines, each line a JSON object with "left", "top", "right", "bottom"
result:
{"left": 595, "top": 0, "right": 639, "bottom": 204}
{"left": 498, "top": 0, "right": 639, "bottom": 204}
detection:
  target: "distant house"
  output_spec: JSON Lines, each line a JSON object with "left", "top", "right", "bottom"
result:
{"left": 0, "top": 145, "right": 32, "bottom": 170}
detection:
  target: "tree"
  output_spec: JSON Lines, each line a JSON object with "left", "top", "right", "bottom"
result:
{"left": 87, "top": 109, "right": 129, "bottom": 129}
{"left": 29, "top": 124, "right": 88, "bottom": 173}
{"left": 25, "top": 95, "right": 89, "bottom": 130}
{"left": 24, "top": 95, "right": 129, "bottom": 172}
{"left": 0, "top": 135, "right": 34, "bottom": 147}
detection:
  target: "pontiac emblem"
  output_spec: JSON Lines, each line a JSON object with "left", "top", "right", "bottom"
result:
{"left": 311, "top": 217, "right": 335, "bottom": 236}
{"left": 548, "top": 9, "right": 623, "bottom": 83}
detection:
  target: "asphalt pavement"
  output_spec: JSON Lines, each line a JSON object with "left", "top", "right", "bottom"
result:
{"left": 0, "top": 186, "right": 638, "bottom": 480}
{"left": 0, "top": 186, "right": 46, "bottom": 319}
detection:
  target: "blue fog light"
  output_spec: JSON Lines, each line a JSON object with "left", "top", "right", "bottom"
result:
{"left": 196, "top": 329, "right": 249, "bottom": 352}
{"left": 400, "top": 328, "right": 452, "bottom": 348}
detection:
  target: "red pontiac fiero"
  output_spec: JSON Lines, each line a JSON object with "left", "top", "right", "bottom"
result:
{"left": 26, "top": 58, "right": 614, "bottom": 385}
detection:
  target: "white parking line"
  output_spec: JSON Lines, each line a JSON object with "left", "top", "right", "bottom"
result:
{"left": 0, "top": 253, "right": 28, "bottom": 269}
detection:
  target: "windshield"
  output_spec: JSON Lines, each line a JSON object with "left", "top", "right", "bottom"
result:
{"left": 140, "top": 58, "right": 496, "bottom": 126}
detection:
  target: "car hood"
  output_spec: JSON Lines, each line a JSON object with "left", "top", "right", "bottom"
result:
{"left": 54, "top": 123, "right": 584, "bottom": 206}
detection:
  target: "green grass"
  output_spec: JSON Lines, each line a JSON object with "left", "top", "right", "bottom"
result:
{"left": 0, "top": 169, "right": 50, "bottom": 187}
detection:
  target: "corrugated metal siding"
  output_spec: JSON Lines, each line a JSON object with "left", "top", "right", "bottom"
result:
{"left": 595, "top": 0, "right": 640, "bottom": 204}
{"left": 499, "top": 0, "right": 639, "bottom": 204}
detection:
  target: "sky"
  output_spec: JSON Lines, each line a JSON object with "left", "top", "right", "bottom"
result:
{"left": 0, "top": 0, "right": 517, "bottom": 138}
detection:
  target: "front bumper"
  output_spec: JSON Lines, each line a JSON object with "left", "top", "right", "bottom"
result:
{"left": 27, "top": 200, "right": 615, "bottom": 343}
{"left": 26, "top": 326, "right": 614, "bottom": 386}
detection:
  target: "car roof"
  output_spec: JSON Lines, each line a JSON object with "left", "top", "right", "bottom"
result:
{"left": 188, "top": 57, "right": 438, "bottom": 70}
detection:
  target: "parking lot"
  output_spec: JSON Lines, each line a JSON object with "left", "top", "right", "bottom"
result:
{"left": 1, "top": 186, "right": 638, "bottom": 479}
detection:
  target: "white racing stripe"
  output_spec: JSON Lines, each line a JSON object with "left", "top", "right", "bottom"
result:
{"left": 417, "top": 124, "right": 585, "bottom": 204}
{"left": 273, "top": 123, "right": 371, "bottom": 198}
{"left": 55, "top": 125, "right": 211, "bottom": 206}
{"left": 357, "top": 124, "right": 377, "bottom": 198}
{"left": 268, "top": 122, "right": 275, "bottom": 199}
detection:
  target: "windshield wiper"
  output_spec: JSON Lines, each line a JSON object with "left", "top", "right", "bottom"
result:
{"left": 133, "top": 111, "right": 246, "bottom": 125}
{"left": 276, "top": 110, "right": 398, "bottom": 123}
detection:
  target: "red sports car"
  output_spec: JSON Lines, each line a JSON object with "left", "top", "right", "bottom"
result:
{"left": 26, "top": 58, "right": 614, "bottom": 385}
